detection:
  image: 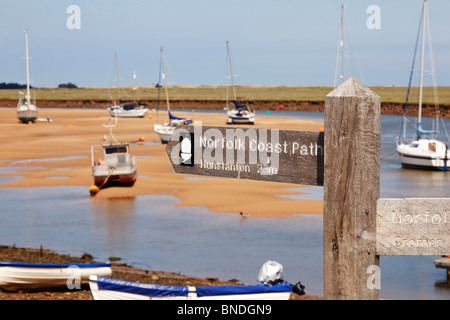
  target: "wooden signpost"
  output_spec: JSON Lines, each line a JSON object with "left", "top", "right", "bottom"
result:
{"left": 377, "top": 198, "right": 449, "bottom": 256}
{"left": 166, "top": 77, "right": 449, "bottom": 300}
{"left": 166, "top": 125, "right": 324, "bottom": 186}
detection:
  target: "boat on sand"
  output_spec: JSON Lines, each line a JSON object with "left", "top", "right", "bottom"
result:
{"left": 0, "top": 261, "right": 111, "bottom": 291}
{"left": 89, "top": 275, "right": 293, "bottom": 300}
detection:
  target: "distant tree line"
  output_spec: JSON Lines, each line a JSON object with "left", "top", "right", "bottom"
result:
{"left": 0, "top": 82, "right": 31, "bottom": 89}
{"left": 58, "top": 82, "right": 78, "bottom": 88}
{"left": 0, "top": 82, "right": 78, "bottom": 89}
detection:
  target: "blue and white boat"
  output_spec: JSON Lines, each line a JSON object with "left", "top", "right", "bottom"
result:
{"left": 0, "top": 261, "right": 112, "bottom": 291}
{"left": 225, "top": 41, "right": 255, "bottom": 125}
{"left": 153, "top": 47, "right": 193, "bottom": 144}
{"left": 89, "top": 275, "right": 292, "bottom": 300}
{"left": 396, "top": 0, "right": 450, "bottom": 171}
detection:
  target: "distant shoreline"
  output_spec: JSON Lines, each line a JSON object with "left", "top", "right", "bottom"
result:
{"left": 2, "top": 98, "right": 450, "bottom": 118}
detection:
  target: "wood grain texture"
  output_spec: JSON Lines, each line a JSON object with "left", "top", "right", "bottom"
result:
{"left": 377, "top": 198, "right": 450, "bottom": 255}
{"left": 323, "top": 77, "right": 381, "bottom": 300}
{"left": 166, "top": 124, "right": 324, "bottom": 186}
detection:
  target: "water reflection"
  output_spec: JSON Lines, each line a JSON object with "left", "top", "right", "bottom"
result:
{"left": 89, "top": 197, "right": 136, "bottom": 257}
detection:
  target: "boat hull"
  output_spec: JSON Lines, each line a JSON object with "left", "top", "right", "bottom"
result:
{"left": 93, "top": 166, "right": 137, "bottom": 187}
{"left": 89, "top": 276, "right": 292, "bottom": 300}
{"left": 17, "top": 105, "right": 38, "bottom": 123}
{"left": 397, "top": 139, "right": 450, "bottom": 171}
{"left": 108, "top": 108, "right": 149, "bottom": 118}
{"left": 226, "top": 110, "right": 255, "bottom": 125}
{"left": 227, "top": 116, "right": 255, "bottom": 125}
{"left": 0, "top": 262, "right": 112, "bottom": 292}
{"left": 154, "top": 123, "right": 175, "bottom": 144}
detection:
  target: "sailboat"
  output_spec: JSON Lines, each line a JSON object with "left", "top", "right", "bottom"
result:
{"left": 396, "top": 0, "right": 450, "bottom": 171}
{"left": 225, "top": 41, "right": 255, "bottom": 125}
{"left": 334, "top": 4, "right": 345, "bottom": 88}
{"left": 153, "top": 47, "right": 193, "bottom": 144}
{"left": 107, "top": 53, "right": 149, "bottom": 118}
{"left": 17, "top": 30, "right": 38, "bottom": 123}
{"left": 91, "top": 116, "right": 137, "bottom": 188}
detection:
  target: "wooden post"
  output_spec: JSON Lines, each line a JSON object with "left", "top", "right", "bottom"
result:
{"left": 323, "top": 77, "right": 381, "bottom": 300}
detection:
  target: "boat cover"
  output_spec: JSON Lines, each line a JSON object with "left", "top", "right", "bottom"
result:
{"left": 168, "top": 111, "right": 193, "bottom": 124}
{"left": 417, "top": 123, "right": 437, "bottom": 136}
{"left": 123, "top": 103, "right": 139, "bottom": 110}
{"left": 195, "top": 282, "right": 292, "bottom": 297}
{"left": 96, "top": 276, "right": 189, "bottom": 297}
{"left": 0, "top": 261, "right": 111, "bottom": 268}
{"left": 233, "top": 100, "right": 247, "bottom": 110}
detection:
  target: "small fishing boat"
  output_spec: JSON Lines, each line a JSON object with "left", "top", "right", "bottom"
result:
{"left": 91, "top": 117, "right": 137, "bottom": 188}
{"left": 88, "top": 275, "right": 293, "bottom": 300}
{"left": 154, "top": 48, "right": 193, "bottom": 143}
{"left": 396, "top": 0, "right": 450, "bottom": 171}
{"left": 0, "top": 261, "right": 112, "bottom": 292}
{"left": 17, "top": 30, "right": 38, "bottom": 123}
{"left": 225, "top": 41, "right": 255, "bottom": 125}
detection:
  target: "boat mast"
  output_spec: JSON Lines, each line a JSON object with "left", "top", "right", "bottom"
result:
{"left": 133, "top": 71, "right": 140, "bottom": 101}
{"left": 24, "top": 30, "right": 31, "bottom": 105}
{"left": 340, "top": 4, "right": 344, "bottom": 84}
{"left": 417, "top": 0, "right": 427, "bottom": 133}
{"left": 160, "top": 48, "right": 171, "bottom": 113}
{"left": 114, "top": 53, "right": 120, "bottom": 102}
{"left": 333, "top": 5, "right": 345, "bottom": 88}
{"left": 226, "top": 41, "right": 237, "bottom": 103}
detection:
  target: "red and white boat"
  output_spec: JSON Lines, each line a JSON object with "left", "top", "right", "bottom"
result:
{"left": 91, "top": 118, "right": 138, "bottom": 188}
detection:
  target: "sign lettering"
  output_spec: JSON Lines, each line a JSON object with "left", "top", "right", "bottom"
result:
{"left": 166, "top": 124, "right": 324, "bottom": 186}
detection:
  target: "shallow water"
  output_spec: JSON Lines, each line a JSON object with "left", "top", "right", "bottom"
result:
{"left": 0, "top": 110, "right": 449, "bottom": 299}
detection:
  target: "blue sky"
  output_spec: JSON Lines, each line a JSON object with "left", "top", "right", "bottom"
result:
{"left": 1, "top": 0, "right": 449, "bottom": 87}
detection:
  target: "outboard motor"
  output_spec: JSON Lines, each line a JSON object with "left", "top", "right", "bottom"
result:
{"left": 257, "top": 260, "right": 284, "bottom": 285}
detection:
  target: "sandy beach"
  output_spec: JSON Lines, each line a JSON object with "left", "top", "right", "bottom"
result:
{"left": 0, "top": 107, "right": 324, "bottom": 218}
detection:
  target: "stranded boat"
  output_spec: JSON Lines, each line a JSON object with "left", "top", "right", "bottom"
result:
{"left": 108, "top": 103, "right": 149, "bottom": 118}
{"left": 89, "top": 260, "right": 303, "bottom": 300}
{"left": 91, "top": 118, "right": 137, "bottom": 188}
{"left": 89, "top": 275, "right": 293, "bottom": 300}
{"left": 0, "top": 261, "right": 111, "bottom": 292}
{"left": 17, "top": 30, "right": 38, "bottom": 123}
{"left": 107, "top": 54, "right": 149, "bottom": 118}
{"left": 224, "top": 41, "right": 255, "bottom": 125}
{"left": 153, "top": 47, "right": 193, "bottom": 144}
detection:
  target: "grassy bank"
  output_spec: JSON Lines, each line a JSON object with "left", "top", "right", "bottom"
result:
{"left": 1, "top": 85, "right": 449, "bottom": 105}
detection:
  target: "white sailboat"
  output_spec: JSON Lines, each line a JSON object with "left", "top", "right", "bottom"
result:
{"left": 17, "top": 30, "right": 38, "bottom": 123}
{"left": 153, "top": 47, "right": 193, "bottom": 144}
{"left": 396, "top": 0, "right": 450, "bottom": 171}
{"left": 225, "top": 41, "right": 255, "bottom": 125}
{"left": 334, "top": 4, "right": 345, "bottom": 88}
{"left": 107, "top": 53, "right": 149, "bottom": 118}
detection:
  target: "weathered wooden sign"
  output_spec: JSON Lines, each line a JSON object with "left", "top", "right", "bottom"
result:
{"left": 166, "top": 124, "right": 324, "bottom": 186}
{"left": 163, "top": 78, "right": 449, "bottom": 300}
{"left": 377, "top": 198, "right": 450, "bottom": 256}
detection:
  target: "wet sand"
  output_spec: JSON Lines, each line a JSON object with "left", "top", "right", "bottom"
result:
{"left": 0, "top": 107, "right": 324, "bottom": 217}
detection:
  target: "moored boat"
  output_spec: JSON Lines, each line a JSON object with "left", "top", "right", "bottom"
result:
{"left": 0, "top": 261, "right": 112, "bottom": 292}
{"left": 396, "top": 0, "right": 450, "bottom": 171}
{"left": 107, "top": 54, "right": 149, "bottom": 118}
{"left": 17, "top": 30, "right": 38, "bottom": 123}
{"left": 224, "top": 41, "right": 255, "bottom": 125}
{"left": 91, "top": 118, "right": 138, "bottom": 188}
{"left": 89, "top": 275, "right": 293, "bottom": 300}
{"left": 154, "top": 48, "right": 193, "bottom": 143}
{"left": 108, "top": 103, "right": 149, "bottom": 118}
